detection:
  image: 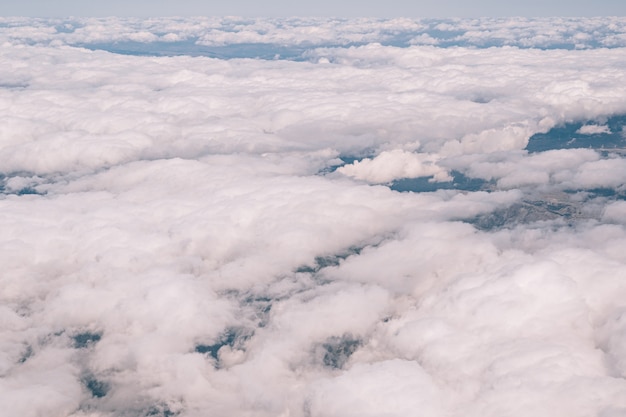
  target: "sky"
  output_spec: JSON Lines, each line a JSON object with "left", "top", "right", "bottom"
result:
{"left": 0, "top": 0, "right": 625, "bottom": 17}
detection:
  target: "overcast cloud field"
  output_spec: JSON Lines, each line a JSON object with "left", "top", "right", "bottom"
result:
{"left": 3, "top": 16, "right": 626, "bottom": 417}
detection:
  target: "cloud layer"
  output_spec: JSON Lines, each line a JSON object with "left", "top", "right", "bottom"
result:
{"left": 2, "top": 16, "right": 626, "bottom": 50}
{"left": 1, "top": 17, "right": 626, "bottom": 417}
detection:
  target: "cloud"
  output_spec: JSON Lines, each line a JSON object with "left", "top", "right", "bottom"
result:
{"left": 2, "top": 16, "right": 626, "bottom": 417}
{"left": 309, "top": 359, "right": 443, "bottom": 416}
{"left": 577, "top": 124, "right": 611, "bottom": 135}
{"left": 603, "top": 201, "right": 626, "bottom": 223}
{"left": 2, "top": 17, "right": 626, "bottom": 50}
{"left": 337, "top": 149, "right": 452, "bottom": 183}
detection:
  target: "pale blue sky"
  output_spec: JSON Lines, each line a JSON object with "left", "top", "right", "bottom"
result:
{"left": 1, "top": 0, "right": 625, "bottom": 18}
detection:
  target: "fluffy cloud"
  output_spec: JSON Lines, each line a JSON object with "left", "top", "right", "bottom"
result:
{"left": 577, "top": 124, "right": 611, "bottom": 134}
{"left": 337, "top": 149, "right": 452, "bottom": 183}
{"left": 1, "top": 16, "right": 626, "bottom": 417}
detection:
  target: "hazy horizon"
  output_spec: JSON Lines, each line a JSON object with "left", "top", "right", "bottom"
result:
{"left": 1, "top": 0, "right": 625, "bottom": 18}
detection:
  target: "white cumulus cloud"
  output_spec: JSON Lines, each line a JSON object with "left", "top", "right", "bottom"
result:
{"left": 1, "top": 16, "right": 626, "bottom": 417}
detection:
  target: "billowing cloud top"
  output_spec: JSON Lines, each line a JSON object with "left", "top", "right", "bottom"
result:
{"left": 1, "top": 17, "right": 626, "bottom": 417}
